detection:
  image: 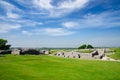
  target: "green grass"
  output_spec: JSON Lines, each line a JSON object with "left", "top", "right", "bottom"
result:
{"left": 0, "top": 55, "right": 120, "bottom": 80}
{"left": 109, "top": 48, "right": 120, "bottom": 60}
{"left": 49, "top": 49, "right": 93, "bottom": 54}
{"left": 77, "top": 49, "right": 93, "bottom": 53}
{"left": 49, "top": 49, "right": 74, "bottom": 54}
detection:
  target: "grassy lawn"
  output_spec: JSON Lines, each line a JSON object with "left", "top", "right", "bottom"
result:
{"left": 49, "top": 49, "right": 93, "bottom": 54}
{"left": 49, "top": 49, "right": 73, "bottom": 54}
{"left": 108, "top": 48, "right": 120, "bottom": 60}
{"left": 76, "top": 49, "right": 93, "bottom": 53}
{"left": 0, "top": 55, "right": 120, "bottom": 80}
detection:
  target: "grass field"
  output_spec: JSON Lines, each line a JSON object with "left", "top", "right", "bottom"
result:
{"left": 76, "top": 49, "right": 93, "bottom": 53}
{"left": 108, "top": 48, "right": 120, "bottom": 60}
{"left": 49, "top": 49, "right": 93, "bottom": 54}
{"left": 0, "top": 55, "right": 120, "bottom": 80}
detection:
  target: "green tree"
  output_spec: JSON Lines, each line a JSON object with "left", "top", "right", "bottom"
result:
{"left": 78, "top": 44, "right": 86, "bottom": 49}
{"left": 0, "top": 39, "right": 11, "bottom": 50}
{"left": 87, "top": 45, "right": 94, "bottom": 49}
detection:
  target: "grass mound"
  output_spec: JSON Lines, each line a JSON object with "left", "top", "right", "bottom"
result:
{"left": 0, "top": 55, "right": 120, "bottom": 80}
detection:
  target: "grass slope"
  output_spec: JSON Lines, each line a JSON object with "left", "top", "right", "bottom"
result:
{"left": 0, "top": 55, "right": 120, "bottom": 80}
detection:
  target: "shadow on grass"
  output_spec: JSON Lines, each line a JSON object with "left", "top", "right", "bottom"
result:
{"left": 0, "top": 55, "right": 6, "bottom": 57}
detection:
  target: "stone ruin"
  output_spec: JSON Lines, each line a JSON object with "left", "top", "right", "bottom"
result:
{"left": 0, "top": 48, "right": 50, "bottom": 55}
{"left": 40, "top": 50, "right": 49, "bottom": 55}
{"left": 54, "top": 49, "right": 105, "bottom": 60}
{"left": 11, "top": 49, "right": 20, "bottom": 55}
{"left": 11, "top": 48, "right": 50, "bottom": 55}
{"left": 1, "top": 48, "right": 105, "bottom": 60}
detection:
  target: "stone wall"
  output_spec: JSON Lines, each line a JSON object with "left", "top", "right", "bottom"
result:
{"left": 54, "top": 49, "right": 105, "bottom": 60}
{"left": 11, "top": 48, "right": 50, "bottom": 55}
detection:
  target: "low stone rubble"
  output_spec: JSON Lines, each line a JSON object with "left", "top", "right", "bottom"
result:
{"left": 54, "top": 49, "right": 105, "bottom": 60}
{"left": 11, "top": 48, "right": 50, "bottom": 55}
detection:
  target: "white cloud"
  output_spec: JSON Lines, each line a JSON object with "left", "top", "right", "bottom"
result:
{"left": 61, "top": 11, "right": 120, "bottom": 29}
{"left": 0, "top": 23, "right": 21, "bottom": 33}
{"left": 22, "top": 30, "right": 32, "bottom": 36}
{"left": 80, "top": 11, "right": 120, "bottom": 28}
{"left": 31, "top": 0, "right": 89, "bottom": 17}
{"left": 0, "top": 0, "right": 22, "bottom": 13}
{"left": 7, "top": 12, "right": 20, "bottom": 19}
{"left": 33, "top": 0, "right": 53, "bottom": 9}
{"left": 62, "top": 22, "right": 79, "bottom": 29}
{"left": 22, "top": 28, "right": 75, "bottom": 36}
{"left": 16, "top": 20, "right": 43, "bottom": 27}
{"left": 44, "top": 28, "right": 75, "bottom": 36}
{"left": 4, "top": 0, "right": 89, "bottom": 18}
{"left": 0, "top": 0, "right": 22, "bottom": 20}
{"left": 0, "top": 14, "right": 43, "bottom": 27}
{"left": 58, "top": 0, "right": 88, "bottom": 9}
{"left": 33, "top": 0, "right": 88, "bottom": 9}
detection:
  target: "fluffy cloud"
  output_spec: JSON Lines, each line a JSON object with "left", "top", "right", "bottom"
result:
{"left": 62, "top": 22, "right": 79, "bottom": 29}
{"left": 80, "top": 11, "right": 120, "bottom": 28}
{"left": 51, "top": 0, "right": 88, "bottom": 17}
{"left": 58, "top": 0, "right": 88, "bottom": 9}
{"left": 0, "top": 0, "right": 22, "bottom": 12}
{"left": 22, "top": 28, "right": 75, "bottom": 36}
{"left": 7, "top": 12, "right": 20, "bottom": 19}
{"left": 33, "top": 0, "right": 89, "bottom": 9}
{"left": 44, "top": 28, "right": 75, "bottom": 36}
{"left": 33, "top": 0, "right": 53, "bottom": 9}
{"left": 22, "top": 30, "right": 32, "bottom": 36}
{"left": 15, "top": 0, "right": 89, "bottom": 17}
{"left": 62, "top": 11, "right": 120, "bottom": 29}
{"left": 0, "top": 0, "right": 89, "bottom": 20}
{"left": 0, "top": 23, "right": 21, "bottom": 33}
{"left": 0, "top": 0, "right": 22, "bottom": 17}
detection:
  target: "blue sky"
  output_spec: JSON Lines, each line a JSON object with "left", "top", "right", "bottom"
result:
{"left": 0, "top": 0, "right": 120, "bottom": 48}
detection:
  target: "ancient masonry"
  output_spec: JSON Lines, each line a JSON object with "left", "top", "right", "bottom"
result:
{"left": 54, "top": 49, "right": 105, "bottom": 60}
{"left": 11, "top": 48, "right": 49, "bottom": 55}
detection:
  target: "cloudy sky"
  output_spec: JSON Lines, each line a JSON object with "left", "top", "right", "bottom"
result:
{"left": 0, "top": 0, "right": 120, "bottom": 48}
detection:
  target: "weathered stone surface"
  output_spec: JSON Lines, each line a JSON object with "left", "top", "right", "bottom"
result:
{"left": 11, "top": 48, "right": 50, "bottom": 55}
{"left": 40, "top": 50, "right": 49, "bottom": 54}
{"left": 11, "top": 49, "right": 20, "bottom": 55}
{"left": 20, "top": 49, "right": 40, "bottom": 55}
{"left": 54, "top": 49, "right": 106, "bottom": 60}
